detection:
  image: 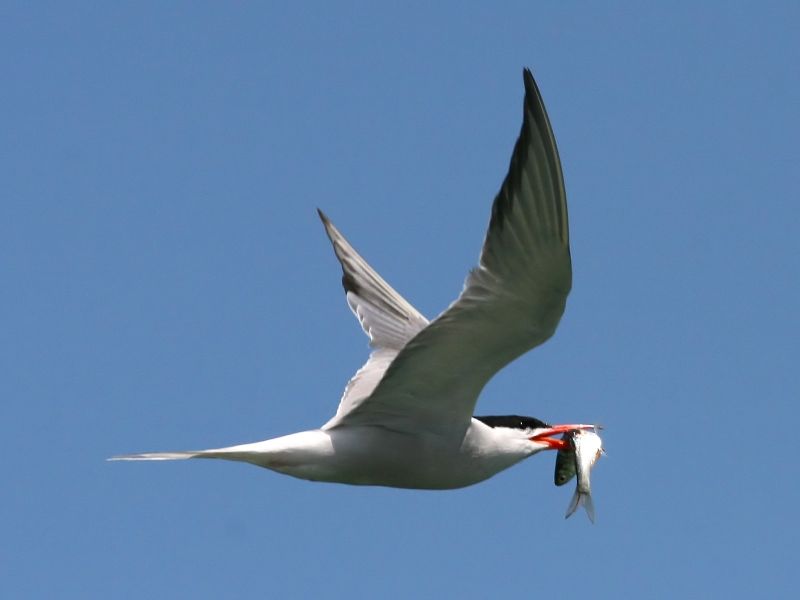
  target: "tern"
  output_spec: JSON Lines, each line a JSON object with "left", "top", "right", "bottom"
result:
{"left": 112, "top": 69, "right": 594, "bottom": 491}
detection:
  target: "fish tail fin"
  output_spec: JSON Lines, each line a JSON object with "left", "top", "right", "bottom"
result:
{"left": 583, "top": 492, "right": 596, "bottom": 523}
{"left": 565, "top": 489, "right": 596, "bottom": 524}
{"left": 564, "top": 489, "right": 582, "bottom": 519}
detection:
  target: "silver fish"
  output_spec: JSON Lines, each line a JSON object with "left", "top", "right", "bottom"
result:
{"left": 564, "top": 429, "right": 604, "bottom": 523}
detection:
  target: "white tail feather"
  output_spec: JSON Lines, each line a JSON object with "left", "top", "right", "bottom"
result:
{"left": 107, "top": 439, "right": 283, "bottom": 463}
{"left": 108, "top": 451, "right": 202, "bottom": 461}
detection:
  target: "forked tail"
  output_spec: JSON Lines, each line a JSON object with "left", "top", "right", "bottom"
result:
{"left": 565, "top": 489, "right": 596, "bottom": 524}
{"left": 108, "top": 440, "right": 279, "bottom": 463}
{"left": 109, "top": 432, "right": 328, "bottom": 473}
{"left": 108, "top": 451, "right": 204, "bottom": 461}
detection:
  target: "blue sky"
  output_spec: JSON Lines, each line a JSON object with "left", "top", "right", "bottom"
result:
{"left": 3, "top": 2, "right": 798, "bottom": 598}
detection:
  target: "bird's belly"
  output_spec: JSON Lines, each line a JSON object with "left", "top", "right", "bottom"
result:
{"left": 272, "top": 426, "right": 515, "bottom": 490}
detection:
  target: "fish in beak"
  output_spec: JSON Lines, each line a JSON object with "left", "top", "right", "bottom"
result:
{"left": 530, "top": 424, "right": 595, "bottom": 450}
{"left": 564, "top": 429, "right": 605, "bottom": 523}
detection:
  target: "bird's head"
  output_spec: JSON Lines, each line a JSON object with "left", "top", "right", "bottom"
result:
{"left": 475, "top": 415, "right": 595, "bottom": 452}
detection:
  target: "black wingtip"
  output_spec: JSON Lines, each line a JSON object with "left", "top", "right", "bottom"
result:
{"left": 522, "top": 67, "right": 541, "bottom": 101}
{"left": 316, "top": 208, "right": 338, "bottom": 245}
{"left": 522, "top": 67, "right": 534, "bottom": 87}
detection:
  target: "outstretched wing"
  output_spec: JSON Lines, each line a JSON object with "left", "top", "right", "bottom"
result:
{"left": 327, "top": 69, "right": 571, "bottom": 434}
{"left": 317, "top": 211, "right": 429, "bottom": 424}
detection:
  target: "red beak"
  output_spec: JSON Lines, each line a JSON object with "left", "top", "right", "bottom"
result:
{"left": 530, "top": 424, "right": 596, "bottom": 450}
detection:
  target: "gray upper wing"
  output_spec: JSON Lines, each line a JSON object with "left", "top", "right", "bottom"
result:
{"left": 317, "top": 211, "right": 429, "bottom": 425}
{"left": 327, "top": 69, "right": 571, "bottom": 434}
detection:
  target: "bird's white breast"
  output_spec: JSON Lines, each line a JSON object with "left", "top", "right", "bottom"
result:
{"left": 244, "top": 420, "right": 537, "bottom": 490}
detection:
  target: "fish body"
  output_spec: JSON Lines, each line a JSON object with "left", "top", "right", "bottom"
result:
{"left": 554, "top": 432, "right": 577, "bottom": 486}
{"left": 564, "top": 429, "right": 604, "bottom": 523}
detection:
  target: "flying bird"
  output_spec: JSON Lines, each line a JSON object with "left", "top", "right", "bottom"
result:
{"left": 112, "top": 69, "right": 596, "bottom": 493}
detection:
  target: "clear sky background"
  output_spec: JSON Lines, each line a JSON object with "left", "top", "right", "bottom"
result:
{"left": 3, "top": 2, "right": 798, "bottom": 598}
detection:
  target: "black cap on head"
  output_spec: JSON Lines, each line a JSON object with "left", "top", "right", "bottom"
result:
{"left": 474, "top": 415, "right": 550, "bottom": 431}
